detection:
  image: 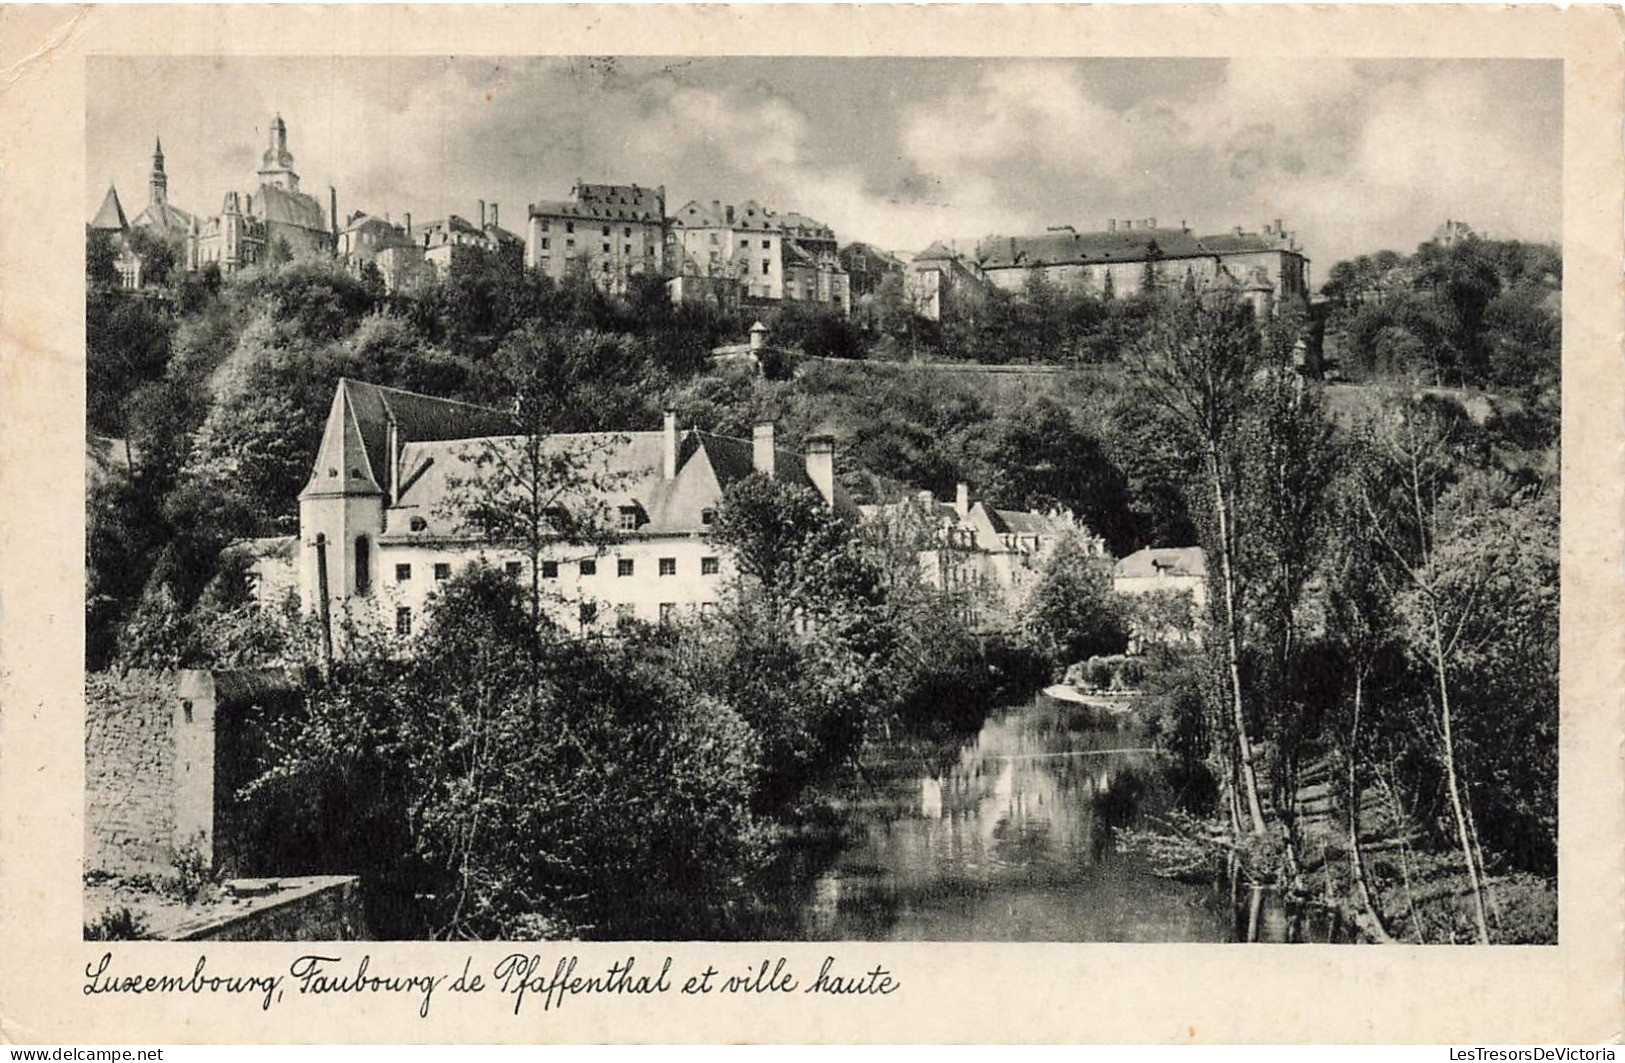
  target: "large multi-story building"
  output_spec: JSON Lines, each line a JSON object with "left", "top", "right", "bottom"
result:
{"left": 292, "top": 378, "right": 855, "bottom": 649}
{"left": 972, "top": 218, "right": 1310, "bottom": 316}
{"left": 524, "top": 182, "right": 667, "bottom": 295}
{"left": 420, "top": 200, "right": 523, "bottom": 275}
{"left": 669, "top": 199, "right": 849, "bottom": 314}
{"left": 193, "top": 115, "right": 335, "bottom": 271}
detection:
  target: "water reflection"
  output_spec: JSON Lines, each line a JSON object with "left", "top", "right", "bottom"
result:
{"left": 785, "top": 696, "right": 1234, "bottom": 942}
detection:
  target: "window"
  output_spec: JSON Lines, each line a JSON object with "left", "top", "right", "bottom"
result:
{"left": 762, "top": 260, "right": 770, "bottom": 275}
{"left": 762, "top": 240, "right": 770, "bottom": 249}
{"left": 395, "top": 563, "right": 412, "bottom": 582}
{"left": 659, "top": 603, "right": 677, "bottom": 625}
{"left": 541, "top": 560, "right": 559, "bottom": 579}
{"left": 579, "top": 601, "right": 598, "bottom": 627}
{"left": 739, "top": 239, "right": 748, "bottom": 250}
{"left": 701, "top": 556, "right": 720, "bottom": 576}
{"left": 658, "top": 557, "right": 676, "bottom": 577}
{"left": 699, "top": 602, "right": 717, "bottom": 618}
{"left": 566, "top": 238, "right": 575, "bottom": 248}
{"left": 601, "top": 262, "right": 610, "bottom": 273}
{"left": 624, "top": 227, "right": 631, "bottom": 237}
{"left": 602, "top": 225, "right": 610, "bottom": 236}
{"left": 700, "top": 507, "right": 717, "bottom": 526}
{"left": 354, "top": 537, "right": 371, "bottom": 596}
{"left": 505, "top": 561, "right": 523, "bottom": 578}
{"left": 395, "top": 607, "right": 412, "bottom": 636}
{"left": 603, "top": 242, "right": 611, "bottom": 254}
{"left": 409, "top": 516, "right": 428, "bottom": 532}
{"left": 579, "top": 559, "right": 597, "bottom": 577}
{"left": 541, "top": 237, "right": 550, "bottom": 250}
{"left": 618, "top": 506, "right": 640, "bottom": 531}
{"left": 434, "top": 563, "right": 451, "bottom": 581}
{"left": 565, "top": 221, "right": 574, "bottom": 234}
{"left": 617, "top": 559, "right": 634, "bottom": 577}
{"left": 540, "top": 219, "right": 550, "bottom": 232}
{"left": 624, "top": 244, "right": 631, "bottom": 255}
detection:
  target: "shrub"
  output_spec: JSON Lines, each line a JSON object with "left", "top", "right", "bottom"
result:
{"left": 85, "top": 906, "right": 152, "bottom": 941}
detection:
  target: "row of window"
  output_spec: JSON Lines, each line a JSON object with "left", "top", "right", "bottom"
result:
{"left": 395, "top": 599, "right": 715, "bottom": 636}
{"left": 391, "top": 556, "right": 720, "bottom": 583}
{"left": 537, "top": 221, "right": 653, "bottom": 237}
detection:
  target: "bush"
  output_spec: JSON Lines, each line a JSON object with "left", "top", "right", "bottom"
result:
{"left": 85, "top": 906, "right": 152, "bottom": 941}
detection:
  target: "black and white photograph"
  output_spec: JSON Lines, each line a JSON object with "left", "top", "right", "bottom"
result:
{"left": 80, "top": 51, "right": 1563, "bottom": 949}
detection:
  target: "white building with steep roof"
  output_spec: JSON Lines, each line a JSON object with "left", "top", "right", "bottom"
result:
{"left": 293, "top": 379, "right": 855, "bottom": 649}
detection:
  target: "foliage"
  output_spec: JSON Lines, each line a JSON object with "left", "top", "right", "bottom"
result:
{"left": 1025, "top": 532, "right": 1128, "bottom": 667}
{"left": 84, "top": 906, "right": 153, "bottom": 941}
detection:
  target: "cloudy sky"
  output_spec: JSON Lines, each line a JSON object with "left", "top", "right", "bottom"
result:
{"left": 87, "top": 56, "right": 1561, "bottom": 274}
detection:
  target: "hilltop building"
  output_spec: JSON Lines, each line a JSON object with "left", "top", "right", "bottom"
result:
{"left": 192, "top": 115, "right": 336, "bottom": 271}
{"left": 837, "top": 242, "right": 905, "bottom": 300}
{"left": 669, "top": 199, "right": 849, "bottom": 314}
{"left": 128, "top": 138, "right": 197, "bottom": 261}
{"left": 904, "top": 241, "right": 991, "bottom": 322}
{"left": 524, "top": 182, "right": 667, "bottom": 295}
{"left": 289, "top": 379, "right": 855, "bottom": 648}
{"left": 972, "top": 219, "right": 1310, "bottom": 316}
{"left": 336, "top": 212, "right": 430, "bottom": 292}
{"left": 421, "top": 200, "right": 523, "bottom": 275}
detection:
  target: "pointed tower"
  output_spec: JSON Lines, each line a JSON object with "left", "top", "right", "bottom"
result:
{"left": 148, "top": 136, "right": 168, "bottom": 208}
{"left": 298, "top": 379, "right": 386, "bottom": 649}
{"left": 89, "top": 185, "right": 128, "bottom": 232}
{"left": 258, "top": 113, "right": 300, "bottom": 192}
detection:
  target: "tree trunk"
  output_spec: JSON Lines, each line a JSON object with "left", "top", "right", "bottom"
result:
{"left": 1209, "top": 448, "right": 1267, "bottom": 835}
{"left": 1346, "top": 672, "right": 1395, "bottom": 943}
{"left": 1430, "top": 622, "right": 1491, "bottom": 944}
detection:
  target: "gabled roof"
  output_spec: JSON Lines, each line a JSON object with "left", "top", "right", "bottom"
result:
{"left": 300, "top": 379, "right": 520, "bottom": 502}
{"left": 1115, "top": 546, "right": 1207, "bottom": 580}
{"left": 975, "top": 226, "right": 1300, "bottom": 270}
{"left": 90, "top": 185, "right": 129, "bottom": 231}
{"left": 531, "top": 198, "right": 662, "bottom": 224}
{"left": 131, "top": 201, "right": 196, "bottom": 235}
{"left": 913, "top": 241, "right": 960, "bottom": 263}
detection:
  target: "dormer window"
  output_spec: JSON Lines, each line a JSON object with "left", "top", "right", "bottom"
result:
{"left": 618, "top": 505, "right": 640, "bottom": 531}
{"left": 700, "top": 508, "right": 717, "bottom": 526}
{"left": 409, "top": 516, "right": 428, "bottom": 532}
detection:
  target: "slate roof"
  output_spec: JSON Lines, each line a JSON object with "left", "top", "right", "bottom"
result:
{"left": 304, "top": 379, "right": 857, "bottom": 541}
{"left": 131, "top": 200, "right": 196, "bottom": 236}
{"left": 530, "top": 192, "right": 664, "bottom": 224}
{"left": 254, "top": 184, "right": 327, "bottom": 232}
{"left": 1115, "top": 546, "right": 1207, "bottom": 580}
{"left": 976, "top": 227, "right": 1298, "bottom": 270}
{"left": 90, "top": 186, "right": 129, "bottom": 231}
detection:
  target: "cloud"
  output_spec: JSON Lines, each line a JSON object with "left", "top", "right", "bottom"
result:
{"left": 87, "top": 57, "right": 1561, "bottom": 271}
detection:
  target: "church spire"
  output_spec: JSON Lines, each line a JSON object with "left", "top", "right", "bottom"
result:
{"left": 149, "top": 135, "right": 167, "bottom": 207}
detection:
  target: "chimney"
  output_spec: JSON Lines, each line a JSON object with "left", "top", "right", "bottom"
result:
{"left": 752, "top": 423, "right": 776, "bottom": 477}
{"left": 330, "top": 187, "right": 339, "bottom": 236}
{"left": 711, "top": 199, "right": 721, "bottom": 218}
{"left": 805, "top": 434, "right": 836, "bottom": 509}
{"left": 662, "top": 410, "right": 679, "bottom": 480}
{"left": 916, "top": 489, "right": 935, "bottom": 506}
{"left": 1107, "top": 219, "right": 1116, "bottom": 232}
{"left": 1122, "top": 219, "right": 1133, "bottom": 231}
{"left": 490, "top": 203, "right": 499, "bottom": 230}
{"left": 386, "top": 418, "right": 400, "bottom": 504}
{"left": 1275, "top": 217, "right": 1283, "bottom": 235}
{"left": 954, "top": 482, "right": 970, "bottom": 518}
{"left": 725, "top": 204, "right": 735, "bottom": 225}
{"left": 404, "top": 212, "right": 412, "bottom": 238}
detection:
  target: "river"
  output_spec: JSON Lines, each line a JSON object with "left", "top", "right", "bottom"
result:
{"left": 763, "top": 694, "right": 1240, "bottom": 942}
